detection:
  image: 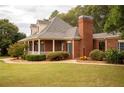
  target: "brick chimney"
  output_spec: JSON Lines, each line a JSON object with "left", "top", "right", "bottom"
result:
{"left": 78, "top": 15, "right": 93, "bottom": 57}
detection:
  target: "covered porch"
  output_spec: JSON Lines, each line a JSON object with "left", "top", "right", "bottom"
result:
{"left": 93, "top": 38, "right": 119, "bottom": 51}
{"left": 27, "top": 40, "right": 66, "bottom": 54}
{"left": 24, "top": 39, "right": 80, "bottom": 59}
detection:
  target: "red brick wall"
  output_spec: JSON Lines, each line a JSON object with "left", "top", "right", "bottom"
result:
{"left": 44, "top": 39, "right": 82, "bottom": 59}
{"left": 45, "top": 40, "right": 52, "bottom": 51}
{"left": 63, "top": 41, "right": 67, "bottom": 51}
{"left": 45, "top": 40, "right": 63, "bottom": 52}
{"left": 78, "top": 16, "right": 93, "bottom": 57}
{"left": 105, "top": 38, "right": 118, "bottom": 50}
{"left": 73, "top": 40, "right": 80, "bottom": 58}
{"left": 55, "top": 40, "right": 62, "bottom": 51}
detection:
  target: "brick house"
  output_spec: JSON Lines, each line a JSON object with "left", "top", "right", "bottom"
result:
{"left": 19, "top": 15, "right": 124, "bottom": 59}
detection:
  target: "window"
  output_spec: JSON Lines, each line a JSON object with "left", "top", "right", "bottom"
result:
{"left": 99, "top": 41, "right": 105, "bottom": 51}
{"left": 67, "top": 43, "right": 72, "bottom": 54}
{"left": 34, "top": 41, "right": 38, "bottom": 51}
{"left": 29, "top": 41, "right": 32, "bottom": 51}
{"left": 40, "top": 41, "right": 45, "bottom": 52}
{"left": 119, "top": 42, "right": 124, "bottom": 51}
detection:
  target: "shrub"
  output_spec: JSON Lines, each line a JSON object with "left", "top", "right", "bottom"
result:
{"left": 105, "top": 49, "right": 124, "bottom": 64}
{"left": 21, "top": 54, "right": 26, "bottom": 60}
{"left": 46, "top": 51, "right": 69, "bottom": 61}
{"left": 26, "top": 54, "right": 46, "bottom": 61}
{"left": 8, "top": 42, "right": 27, "bottom": 59}
{"left": 119, "top": 51, "right": 124, "bottom": 64}
{"left": 105, "top": 49, "right": 118, "bottom": 64}
{"left": 89, "top": 49, "right": 105, "bottom": 61}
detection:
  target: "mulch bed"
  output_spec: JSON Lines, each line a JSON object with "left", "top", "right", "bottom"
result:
{"left": 76, "top": 57, "right": 107, "bottom": 64}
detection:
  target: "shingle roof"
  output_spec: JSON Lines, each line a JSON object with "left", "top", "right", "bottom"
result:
{"left": 30, "top": 24, "right": 37, "bottom": 27}
{"left": 37, "top": 20, "right": 49, "bottom": 24}
{"left": 93, "top": 32, "right": 120, "bottom": 39}
{"left": 19, "top": 17, "right": 80, "bottom": 42}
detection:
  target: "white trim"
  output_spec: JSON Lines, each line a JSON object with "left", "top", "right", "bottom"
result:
{"left": 38, "top": 39, "right": 40, "bottom": 54}
{"left": 118, "top": 40, "right": 124, "bottom": 42}
{"left": 118, "top": 41, "right": 124, "bottom": 52}
{"left": 53, "top": 40, "right": 55, "bottom": 52}
{"left": 67, "top": 41, "right": 71, "bottom": 43}
{"left": 93, "top": 36, "right": 119, "bottom": 39}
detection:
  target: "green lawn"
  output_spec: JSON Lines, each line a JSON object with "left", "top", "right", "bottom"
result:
{"left": 0, "top": 60, "right": 124, "bottom": 87}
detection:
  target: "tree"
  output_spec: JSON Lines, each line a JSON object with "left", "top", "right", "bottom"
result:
{"left": 82, "top": 5, "right": 110, "bottom": 33}
{"left": 104, "top": 6, "right": 121, "bottom": 33}
{"left": 49, "top": 5, "right": 124, "bottom": 37}
{"left": 50, "top": 5, "right": 110, "bottom": 33}
{"left": 12, "top": 32, "right": 26, "bottom": 43}
{"left": 0, "top": 19, "right": 26, "bottom": 55}
{"left": 8, "top": 42, "right": 27, "bottom": 59}
{"left": 58, "top": 5, "right": 84, "bottom": 26}
{"left": 104, "top": 6, "right": 124, "bottom": 38}
{"left": 49, "top": 10, "right": 59, "bottom": 19}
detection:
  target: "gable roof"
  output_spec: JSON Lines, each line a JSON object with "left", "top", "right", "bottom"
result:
{"left": 19, "top": 17, "right": 80, "bottom": 42}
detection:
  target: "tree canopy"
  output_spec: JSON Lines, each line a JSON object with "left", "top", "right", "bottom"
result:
{"left": 49, "top": 5, "right": 124, "bottom": 38}
{"left": 49, "top": 10, "right": 59, "bottom": 19}
{"left": 0, "top": 19, "right": 26, "bottom": 56}
{"left": 104, "top": 6, "right": 121, "bottom": 33}
{"left": 103, "top": 6, "right": 124, "bottom": 38}
{"left": 49, "top": 5, "right": 110, "bottom": 33}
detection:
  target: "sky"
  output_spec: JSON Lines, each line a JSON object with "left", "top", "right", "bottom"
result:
{"left": 0, "top": 5, "right": 75, "bottom": 36}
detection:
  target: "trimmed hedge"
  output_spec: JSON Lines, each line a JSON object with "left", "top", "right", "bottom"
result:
{"left": 25, "top": 54, "right": 46, "bottom": 61}
{"left": 46, "top": 51, "right": 69, "bottom": 61}
{"left": 89, "top": 49, "right": 105, "bottom": 61}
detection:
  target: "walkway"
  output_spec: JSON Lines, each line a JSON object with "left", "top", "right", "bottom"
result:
{"left": 0, "top": 57, "right": 124, "bottom": 67}
{"left": 0, "top": 57, "right": 76, "bottom": 64}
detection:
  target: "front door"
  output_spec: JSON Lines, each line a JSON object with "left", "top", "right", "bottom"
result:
{"left": 67, "top": 43, "right": 72, "bottom": 54}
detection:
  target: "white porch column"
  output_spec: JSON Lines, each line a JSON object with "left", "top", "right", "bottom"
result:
{"left": 105, "top": 39, "right": 107, "bottom": 51}
{"left": 38, "top": 39, "right": 40, "bottom": 54}
{"left": 61, "top": 42, "right": 64, "bottom": 51}
{"left": 32, "top": 40, "right": 34, "bottom": 54}
{"left": 53, "top": 40, "right": 55, "bottom": 52}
